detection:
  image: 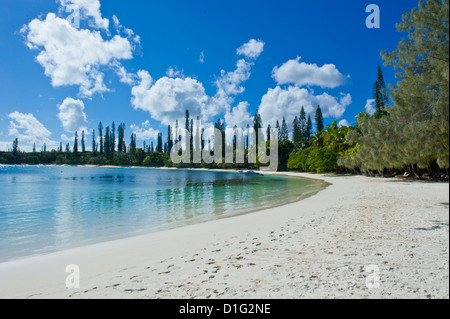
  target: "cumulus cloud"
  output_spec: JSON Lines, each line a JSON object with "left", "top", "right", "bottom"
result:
{"left": 59, "top": 0, "right": 109, "bottom": 30}
{"left": 224, "top": 101, "right": 253, "bottom": 129}
{"left": 258, "top": 86, "right": 352, "bottom": 127}
{"left": 130, "top": 120, "right": 160, "bottom": 141}
{"left": 365, "top": 99, "right": 376, "bottom": 115}
{"left": 7, "top": 111, "right": 57, "bottom": 151}
{"left": 57, "top": 97, "right": 88, "bottom": 133}
{"left": 215, "top": 59, "right": 252, "bottom": 97}
{"left": 272, "top": 57, "right": 348, "bottom": 89}
{"left": 210, "top": 41, "right": 264, "bottom": 122}
{"left": 131, "top": 39, "right": 263, "bottom": 127}
{"left": 236, "top": 39, "right": 265, "bottom": 59}
{"left": 131, "top": 70, "right": 209, "bottom": 126}
{"left": 23, "top": 11, "right": 135, "bottom": 97}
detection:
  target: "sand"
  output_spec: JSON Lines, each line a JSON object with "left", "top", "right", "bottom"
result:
{"left": 0, "top": 172, "right": 448, "bottom": 299}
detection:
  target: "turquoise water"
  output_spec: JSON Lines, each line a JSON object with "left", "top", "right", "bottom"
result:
{"left": 0, "top": 165, "right": 321, "bottom": 262}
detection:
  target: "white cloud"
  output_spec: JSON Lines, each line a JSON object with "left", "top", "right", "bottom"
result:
{"left": 131, "top": 70, "right": 209, "bottom": 126}
{"left": 111, "top": 60, "right": 137, "bottom": 85}
{"left": 236, "top": 39, "right": 265, "bottom": 59}
{"left": 199, "top": 51, "right": 205, "bottom": 64}
{"left": 224, "top": 101, "right": 253, "bottom": 129}
{"left": 0, "top": 141, "right": 13, "bottom": 152}
{"left": 7, "top": 111, "right": 58, "bottom": 151}
{"left": 59, "top": 0, "right": 109, "bottom": 31}
{"left": 210, "top": 40, "right": 263, "bottom": 119}
{"left": 258, "top": 86, "right": 352, "bottom": 128}
{"left": 215, "top": 59, "right": 252, "bottom": 97}
{"left": 338, "top": 119, "right": 350, "bottom": 127}
{"left": 131, "top": 39, "right": 264, "bottom": 127}
{"left": 130, "top": 120, "right": 160, "bottom": 141}
{"left": 111, "top": 14, "right": 141, "bottom": 47}
{"left": 61, "top": 133, "right": 73, "bottom": 143}
{"left": 57, "top": 97, "right": 88, "bottom": 133}
{"left": 166, "top": 66, "right": 184, "bottom": 78}
{"left": 365, "top": 99, "right": 376, "bottom": 115}
{"left": 23, "top": 12, "right": 134, "bottom": 97}
{"left": 272, "top": 57, "right": 348, "bottom": 89}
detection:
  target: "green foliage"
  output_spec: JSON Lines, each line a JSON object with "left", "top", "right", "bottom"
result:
{"left": 288, "top": 146, "right": 338, "bottom": 173}
{"left": 277, "top": 139, "right": 295, "bottom": 170}
{"left": 306, "top": 147, "right": 337, "bottom": 173}
{"left": 287, "top": 146, "right": 313, "bottom": 171}
{"left": 373, "top": 64, "right": 390, "bottom": 117}
{"left": 143, "top": 152, "right": 170, "bottom": 167}
{"left": 341, "top": 0, "right": 449, "bottom": 175}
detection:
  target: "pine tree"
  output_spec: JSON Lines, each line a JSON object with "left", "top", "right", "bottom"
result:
{"left": 253, "top": 108, "right": 263, "bottom": 146}
{"left": 245, "top": 124, "right": 250, "bottom": 150}
{"left": 92, "top": 129, "right": 96, "bottom": 154}
{"left": 201, "top": 128, "right": 205, "bottom": 151}
{"left": 175, "top": 120, "right": 181, "bottom": 143}
{"left": 280, "top": 117, "right": 289, "bottom": 141}
{"left": 373, "top": 64, "right": 389, "bottom": 116}
{"left": 156, "top": 133, "right": 163, "bottom": 152}
{"left": 81, "top": 130, "right": 86, "bottom": 153}
{"left": 233, "top": 125, "right": 238, "bottom": 150}
{"left": 195, "top": 116, "right": 201, "bottom": 152}
{"left": 98, "top": 122, "right": 104, "bottom": 154}
{"left": 118, "top": 123, "right": 126, "bottom": 152}
{"left": 266, "top": 124, "right": 271, "bottom": 142}
{"left": 185, "top": 110, "right": 190, "bottom": 152}
{"left": 12, "top": 138, "right": 18, "bottom": 154}
{"left": 167, "top": 125, "right": 173, "bottom": 154}
{"left": 111, "top": 122, "right": 116, "bottom": 153}
{"left": 299, "top": 106, "right": 307, "bottom": 144}
{"left": 130, "top": 133, "right": 137, "bottom": 152}
{"left": 315, "top": 105, "right": 324, "bottom": 133}
{"left": 190, "top": 118, "right": 194, "bottom": 156}
{"left": 292, "top": 116, "right": 300, "bottom": 143}
{"left": 275, "top": 120, "right": 280, "bottom": 141}
{"left": 305, "top": 115, "right": 313, "bottom": 147}
{"left": 315, "top": 106, "right": 324, "bottom": 147}
{"left": 104, "top": 127, "right": 110, "bottom": 155}
{"left": 73, "top": 131, "right": 79, "bottom": 155}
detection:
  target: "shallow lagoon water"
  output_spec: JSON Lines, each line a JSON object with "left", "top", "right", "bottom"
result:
{"left": 0, "top": 165, "right": 322, "bottom": 262}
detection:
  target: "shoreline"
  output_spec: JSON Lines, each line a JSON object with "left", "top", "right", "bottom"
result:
{"left": 0, "top": 172, "right": 448, "bottom": 298}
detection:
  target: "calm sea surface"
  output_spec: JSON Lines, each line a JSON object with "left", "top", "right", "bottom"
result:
{"left": 0, "top": 165, "right": 322, "bottom": 262}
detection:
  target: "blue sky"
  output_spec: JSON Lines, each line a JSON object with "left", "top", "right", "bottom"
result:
{"left": 0, "top": 0, "right": 416, "bottom": 151}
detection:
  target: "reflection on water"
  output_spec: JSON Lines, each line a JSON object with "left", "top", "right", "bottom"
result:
{"left": 0, "top": 165, "right": 321, "bottom": 262}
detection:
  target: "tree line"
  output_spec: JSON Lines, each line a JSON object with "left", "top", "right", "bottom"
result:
{"left": 0, "top": 105, "right": 326, "bottom": 170}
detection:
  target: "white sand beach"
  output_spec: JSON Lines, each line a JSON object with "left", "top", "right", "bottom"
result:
{"left": 0, "top": 172, "right": 448, "bottom": 299}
